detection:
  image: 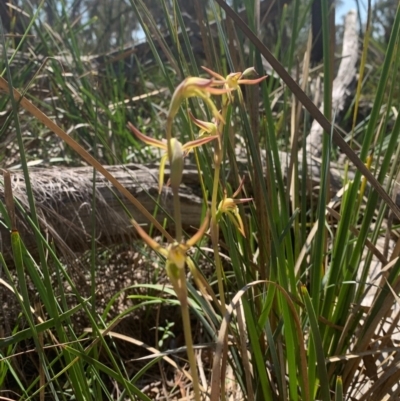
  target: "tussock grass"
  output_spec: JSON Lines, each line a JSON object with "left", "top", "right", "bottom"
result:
{"left": 1, "top": 0, "right": 400, "bottom": 400}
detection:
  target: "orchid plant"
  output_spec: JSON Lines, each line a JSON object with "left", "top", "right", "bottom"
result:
{"left": 128, "top": 67, "right": 266, "bottom": 401}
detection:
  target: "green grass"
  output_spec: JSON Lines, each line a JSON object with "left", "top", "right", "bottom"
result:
{"left": 1, "top": 0, "right": 400, "bottom": 400}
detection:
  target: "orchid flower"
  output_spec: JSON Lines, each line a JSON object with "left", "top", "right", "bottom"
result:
{"left": 128, "top": 122, "right": 218, "bottom": 193}
{"left": 202, "top": 66, "right": 267, "bottom": 102}
{"left": 189, "top": 111, "right": 218, "bottom": 138}
{"left": 131, "top": 213, "right": 209, "bottom": 290}
{"left": 168, "top": 77, "right": 230, "bottom": 123}
{"left": 216, "top": 177, "right": 252, "bottom": 237}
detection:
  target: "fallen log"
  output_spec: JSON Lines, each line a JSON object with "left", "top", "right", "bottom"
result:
{"left": 0, "top": 163, "right": 204, "bottom": 261}
{"left": 0, "top": 152, "right": 358, "bottom": 262}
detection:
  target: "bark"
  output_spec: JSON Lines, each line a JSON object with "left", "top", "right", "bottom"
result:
{"left": 0, "top": 152, "right": 353, "bottom": 262}
{"left": 306, "top": 9, "right": 359, "bottom": 157}
{"left": 0, "top": 164, "right": 203, "bottom": 261}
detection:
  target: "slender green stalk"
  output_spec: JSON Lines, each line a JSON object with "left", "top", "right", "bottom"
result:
{"left": 178, "top": 279, "right": 201, "bottom": 401}
{"left": 210, "top": 140, "right": 226, "bottom": 311}
{"left": 209, "top": 95, "right": 232, "bottom": 312}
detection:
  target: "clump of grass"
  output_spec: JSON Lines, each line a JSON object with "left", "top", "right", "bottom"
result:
{"left": 1, "top": 0, "right": 400, "bottom": 400}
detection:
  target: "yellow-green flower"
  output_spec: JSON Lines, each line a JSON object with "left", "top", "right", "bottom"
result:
{"left": 128, "top": 122, "right": 218, "bottom": 193}
{"left": 202, "top": 66, "right": 267, "bottom": 102}
{"left": 216, "top": 178, "right": 252, "bottom": 237}
{"left": 189, "top": 111, "right": 218, "bottom": 138}
{"left": 131, "top": 213, "right": 209, "bottom": 288}
{"left": 168, "top": 77, "right": 230, "bottom": 123}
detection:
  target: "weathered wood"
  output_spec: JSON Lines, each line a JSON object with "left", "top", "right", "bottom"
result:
{"left": 0, "top": 147, "right": 350, "bottom": 260}
{"left": 306, "top": 10, "right": 359, "bottom": 157}
{"left": 0, "top": 163, "right": 202, "bottom": 260}
{"left": 0, "top": 149, "right": 356, "bottom": 262}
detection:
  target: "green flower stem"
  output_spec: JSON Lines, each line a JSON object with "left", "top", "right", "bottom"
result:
{"left": 210, "top": 99, "right": 230, "bottom": 313}
{"left": 170, "top": 265, "right": 201, "bottom": 401}
{"left": 172, "top": 185, "right": 183, "bottom": 242}
{"left": 210, "top": 160, "right": 226, "bottom": 313}
{"left": 166, "top": 110, "right": 198, "bottom": 398}
{"left": 209, "top": 144, "right": 228, "bottom": 399}
{"left": 180, "top": 293, "right": 201, "bottom": 401}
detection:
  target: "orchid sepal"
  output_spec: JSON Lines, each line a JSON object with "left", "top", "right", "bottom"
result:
{"left": 168, "top": 77, "right": 230, "bottom": 123}
{"left": 189, "top": 111, "right": 218, "bottom": 138}
{"left": 128, "top": 123, "right": 219, "bottom": 192}
{"left": 201, "top": 66, "right": 268, "bottom": 95}
{"left": 131, "top": 212, "right": 209, "bottom": 263}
